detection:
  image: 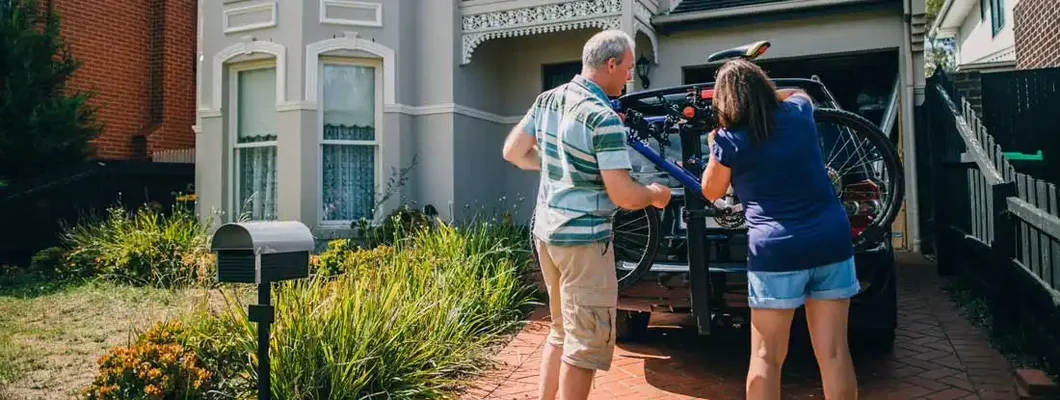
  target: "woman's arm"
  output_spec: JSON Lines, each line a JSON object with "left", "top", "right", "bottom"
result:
{"left": 701, "top": 130, "right": 732, "bottom": 201}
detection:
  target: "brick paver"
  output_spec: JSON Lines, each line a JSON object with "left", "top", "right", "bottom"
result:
{"left": 462, "top": 253, "right": 1019, "bottom": 399}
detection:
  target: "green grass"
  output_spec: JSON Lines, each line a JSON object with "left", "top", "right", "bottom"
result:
{"left": 0, "top": 277, "right": 233, "bottom": 399}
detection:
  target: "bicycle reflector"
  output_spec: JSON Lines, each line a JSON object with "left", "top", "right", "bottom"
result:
{"left": 842, "top": 180, "right": 882, "bottom": 238}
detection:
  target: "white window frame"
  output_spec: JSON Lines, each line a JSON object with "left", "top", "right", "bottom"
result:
{"left": 228, "top": 60, "right": 279, "bottom": 221}
{"left": 317, "top": 56, "right": 383, "bottom": 227}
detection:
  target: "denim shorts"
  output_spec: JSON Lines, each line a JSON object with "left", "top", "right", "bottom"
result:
{"left": 746, "top": 257, "right": 861, "bottom": 309}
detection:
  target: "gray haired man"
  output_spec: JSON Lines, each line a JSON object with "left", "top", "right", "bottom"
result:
{"left": 502, "top": 29, "right": 671, "bottom": 400}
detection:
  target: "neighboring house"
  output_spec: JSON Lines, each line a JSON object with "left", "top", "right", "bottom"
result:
{"left": 1013, "top": 0, "right": 1060, "bottom": 69}
{"left": 929, "top": 0, "right": 1018, "bottom": 72}
{"left": 49, "top": 0, "right": 197, "bottom": 161}
{"left": 195, "top": 0, "right": 927, "bottom": 249}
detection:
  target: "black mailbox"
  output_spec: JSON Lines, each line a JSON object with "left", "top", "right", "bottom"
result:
{"left": 209, "top": 221, "right": 314, "bottom": 284}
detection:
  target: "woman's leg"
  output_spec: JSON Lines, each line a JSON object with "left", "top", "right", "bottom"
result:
{"left": 804, "top": 257, "right": 861, "bottom": 399}
{"left": 746, "top": 270, "right": 810, "bottom": 400}
{"left": 748, "top": 308, "right": 796, "bottom": 400}
{"left": 805, "top": 298, "right": 857, "bottom": 399}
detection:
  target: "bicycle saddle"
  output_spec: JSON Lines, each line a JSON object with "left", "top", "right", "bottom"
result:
{"left": 705, "top": 40, "right": 771, "bottom": 63}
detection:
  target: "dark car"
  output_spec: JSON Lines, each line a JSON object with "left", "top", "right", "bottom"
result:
{"left": 611, "top": 79, "right": 898, "bottom": 351}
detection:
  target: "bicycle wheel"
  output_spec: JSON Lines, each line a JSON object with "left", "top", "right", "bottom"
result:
{"left": 528, "top": 207, "right": 661, "bottom": 291}
{"left": 813, "top": 108, "right": 905, "bottom": 251}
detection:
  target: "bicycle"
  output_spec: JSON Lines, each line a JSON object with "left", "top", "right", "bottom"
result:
{"left": 529, "top": 40, "right": 905, "bottom": 338}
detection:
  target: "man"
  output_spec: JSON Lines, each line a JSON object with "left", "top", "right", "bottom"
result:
{"left": 501, "top": 29, "right": 671, "bottom": 400}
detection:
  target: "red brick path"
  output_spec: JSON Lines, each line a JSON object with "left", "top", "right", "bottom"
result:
{"left": 462, "top": 253, "right": 1019, "bottom": 399}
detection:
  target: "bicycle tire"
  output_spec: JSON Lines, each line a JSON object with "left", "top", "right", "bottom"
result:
{"left": 813, "top": 107, "right": 905, "bottom": 251}
{"left": 528, "top": 206, "right": 662, "bottom": 291}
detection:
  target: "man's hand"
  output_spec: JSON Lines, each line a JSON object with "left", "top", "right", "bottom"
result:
{"left": 647, "top": 183, "right": 671, "bottom": 209}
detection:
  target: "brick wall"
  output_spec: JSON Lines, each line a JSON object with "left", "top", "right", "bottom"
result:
{"left": 950, "top": 71, "right": 983, "bottom": 117}
{"left": 1014, "top": 0, "right": 1060, "bottom": 70}
{"left": 51, "top": 0, "right": 196, "bottom": 160}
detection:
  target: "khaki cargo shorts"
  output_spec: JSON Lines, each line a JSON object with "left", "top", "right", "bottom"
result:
{"left": 535, "top": 239, "right": 618, "bottom": 371}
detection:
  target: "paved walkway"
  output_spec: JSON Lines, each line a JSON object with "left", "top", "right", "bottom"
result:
{"left": 461, "top": 253, "right": 1019, "bottom": 399}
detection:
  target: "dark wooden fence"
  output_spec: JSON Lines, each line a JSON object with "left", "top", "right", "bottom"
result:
{"left": 924, "top": 71, "right": 1060, "bottom": 364}
{"left": 980, "top": 67, "right": 1060, "bottom": 181}
{"left": 0, "top": 160, "right": 194, "bottom": 267}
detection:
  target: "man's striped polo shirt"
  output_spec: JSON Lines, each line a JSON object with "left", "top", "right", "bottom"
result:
{"left": 520, "top": 74, "right": 632, "bottom": 245}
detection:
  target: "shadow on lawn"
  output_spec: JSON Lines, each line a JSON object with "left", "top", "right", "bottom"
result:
{"left": 0, "top": 272, "right": 80, "bottom": 299}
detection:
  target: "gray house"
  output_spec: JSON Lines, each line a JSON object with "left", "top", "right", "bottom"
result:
{"left": 195, "top": 0, "right": 928, "bottom": 249}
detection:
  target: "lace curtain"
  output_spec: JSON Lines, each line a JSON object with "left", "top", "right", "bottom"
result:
{"left": 235, "top": 67, "right": 278, "bottom": 220}
{"left": 321, "top": 64, "right": 376, "bottom": 222}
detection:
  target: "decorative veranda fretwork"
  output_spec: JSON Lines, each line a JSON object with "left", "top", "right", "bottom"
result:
{"left": 461, "top": 0, "right": 622, "bottom": 65}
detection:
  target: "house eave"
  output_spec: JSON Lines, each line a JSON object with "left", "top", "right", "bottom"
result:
{"left": 928, "top": 0, "right": 975, "bottom": 40}
{"left": 653, "top": 0, "right": 902, "bottom": 35}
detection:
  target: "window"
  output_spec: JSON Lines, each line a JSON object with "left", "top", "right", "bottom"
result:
{"left": 231, "top": 65, "right": 279, "bottom": 221}
{"left": 980, "top": 0, "right": 987, "bottom": 21}
{"left": 541, "top": 60, "right": 626, "bottom": 96}
{"left": 542, "top": 61, "right": 581, "bottom": 91}
{"left": 319, "top": 60, "right": 379, "bottom": 223}
{"left": 990, "top": 0, "right": 1005, "bottom": 37}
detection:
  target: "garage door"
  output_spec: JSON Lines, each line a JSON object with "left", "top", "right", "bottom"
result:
{"left": 682, "top": 49, "right": 900, "bottom": 135}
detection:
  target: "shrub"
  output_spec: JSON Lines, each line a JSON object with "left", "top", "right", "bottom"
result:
{"left": 28, "top": 246, "right": 65, "bottom": 276}
{"left": 82, "top": 320, "right": 213, "bottom": 400}
{"left": 60, "top": 203, "right": 211, "bottom": 287}
{"left": 351, "top": 206, "right": 434, "bottom": 249}
{"left": 312, "top": 239, "right": 394, "bottom": 277}
{"left": 193, "top": 218, "right": 536, "bottom": 399}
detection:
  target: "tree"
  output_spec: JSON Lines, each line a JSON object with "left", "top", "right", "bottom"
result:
{"left": 0, "top": 0, "right": 101, "bottom": 182}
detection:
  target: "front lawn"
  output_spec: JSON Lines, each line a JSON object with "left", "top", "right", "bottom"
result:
{"left": 0, "top": 202, "right": 538, "bottom": 399}
{"left": 0, "top": 279, "right": 236, "bottom": 399}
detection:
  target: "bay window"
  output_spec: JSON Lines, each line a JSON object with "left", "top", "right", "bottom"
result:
{"left": 320, "top": 59, "right": 379, "bottom": 223}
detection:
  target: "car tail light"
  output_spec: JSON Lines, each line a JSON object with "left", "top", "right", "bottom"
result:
{"left": 842, "top": 180, "right": 882, "bottom": 237}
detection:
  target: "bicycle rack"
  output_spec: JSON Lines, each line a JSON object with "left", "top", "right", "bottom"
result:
{"left": 677, "top": 122, "right": 715, "bottom": 336}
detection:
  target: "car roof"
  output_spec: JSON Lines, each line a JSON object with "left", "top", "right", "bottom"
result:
{"left": 615, "top": 78, "right": 840, "bottom": 114}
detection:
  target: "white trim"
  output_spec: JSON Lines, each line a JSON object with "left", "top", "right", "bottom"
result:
{"left": 305, "top": 32, "right": 396, "bottom": 106}
{"left": 192, "top": 125, "right": 203, "bottom": 134}
{"left": 382, "top": 103, "right": 523, "bottom": 124}
{"left": 222, "top": 1, "right": 278, "bottom": 34}
{"left": 212, "top": 40, "right": 287, "bottom": 110}
{"left": 319, "top": 0, "right": 383, "bottom": 27}
{"left": 317, "top": 58, "right": 383, "bottom": 227}
{"left": 276, "top": 101, "right": 316, "bottom": 112}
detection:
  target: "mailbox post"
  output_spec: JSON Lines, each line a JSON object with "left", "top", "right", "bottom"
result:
{"left": 210, "top": 221, "right": 314, "bottom": 400}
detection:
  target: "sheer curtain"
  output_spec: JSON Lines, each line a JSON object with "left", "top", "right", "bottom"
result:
{"left": 235, "top": 67, "right": 278, "bottom": 220}
{"left": 321, "top": 64, "right": 376, "bottom": 222}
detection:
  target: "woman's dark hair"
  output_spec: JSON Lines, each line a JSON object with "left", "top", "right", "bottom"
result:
{"left": 712, "top": 59, "right": 778, "bottom": 145}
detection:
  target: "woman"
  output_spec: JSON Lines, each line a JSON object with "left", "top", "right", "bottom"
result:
{"left": 699, "top": 59, "right": 859, "bottom": 400}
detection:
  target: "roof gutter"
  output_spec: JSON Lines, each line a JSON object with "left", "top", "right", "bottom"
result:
{"left": 927, "top": 0, "right": 957, "bottom": 39}
{"left": 653, "top": 0, "right": 884, "bottom": 25}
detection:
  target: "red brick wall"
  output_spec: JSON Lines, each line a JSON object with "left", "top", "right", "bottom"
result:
{"left": 1014, "top": 0, "right": 1060, "bottom": 70}
{"left": 51, "top": 0, "right": 196, "bottom": 160}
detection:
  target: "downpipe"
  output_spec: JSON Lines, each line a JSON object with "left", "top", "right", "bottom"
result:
{"left": 901, "top": 0, "right": 922, "bottom": 253}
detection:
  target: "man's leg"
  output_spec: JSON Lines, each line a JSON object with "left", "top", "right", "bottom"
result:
{"left": 553, "top": 242, "right": 618, "bottom": 400}
{"left": 535, "top": 239, "right": 565, "bottom": 400}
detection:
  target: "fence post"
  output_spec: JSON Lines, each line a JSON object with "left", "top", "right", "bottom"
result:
{"left": 989, "top": 181, "right": 1018, "bottom": 334}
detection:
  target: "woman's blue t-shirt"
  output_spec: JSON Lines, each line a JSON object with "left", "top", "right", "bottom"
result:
{"left": 709, "top": 95, "right": 854, "bottom": 272}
